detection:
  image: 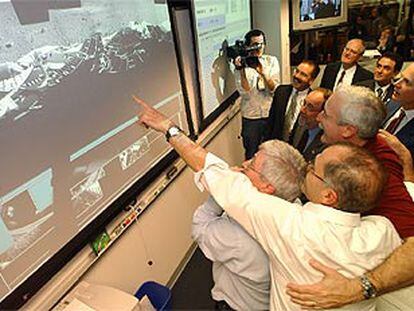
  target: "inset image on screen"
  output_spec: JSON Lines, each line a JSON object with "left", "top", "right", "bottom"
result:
{"left": 292, "top": 0, "right": 348, "bottom": 31}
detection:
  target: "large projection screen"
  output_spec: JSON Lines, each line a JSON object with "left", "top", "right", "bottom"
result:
{"left": 192, "top": 0, "right": 251, "bottom": 120}
{"left": 0, "top": 0, "right": 187, "bottom": 305}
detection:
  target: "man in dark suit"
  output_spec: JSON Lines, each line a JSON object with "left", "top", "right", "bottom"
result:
{"left": 267, "top": 60, "right": 320, "bottom": 142}
{"left": 357, "top": 52, "right": 403, "bottom": 106}
{"left": 292, "top": 87, "right": 332, "bottom": 161}
{"left": 384, "top": 63, "right": 414, "bottom": 159}
{"left": 319, "top": 39, "right": 373, "bottom": 91}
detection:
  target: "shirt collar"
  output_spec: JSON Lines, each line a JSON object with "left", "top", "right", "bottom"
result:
{"left": 404, "top": 108, "right": 414, "bottom": 120}
{"left": 302, "top": 202, "right": 361, "bottom": 227}
{"left": 375, "top": 82, "right": 391, "bottom": 92}
{"left": 340, "top": 64, "right": 357, "bottom": 75}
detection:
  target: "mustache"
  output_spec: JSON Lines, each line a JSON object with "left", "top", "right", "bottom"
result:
{"left": 293, "top": 77, "right": 302, "bottom": 84}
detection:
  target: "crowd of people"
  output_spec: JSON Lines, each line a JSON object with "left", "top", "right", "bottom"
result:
{"left": 133, "top": 29, "right": 414, "bottom": 310}
{"left": 349, "top": 6, "right": 413, "bottom": 59}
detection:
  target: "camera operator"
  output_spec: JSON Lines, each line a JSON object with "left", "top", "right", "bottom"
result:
{"left": 234, "top": 29, "right": 280, "bottom": 159}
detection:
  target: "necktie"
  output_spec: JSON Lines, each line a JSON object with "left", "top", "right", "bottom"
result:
{"left": 377, "top": 88, "right": 384, "bottom": 100}
{"left": 335, "top": 70, "right": 346, "bottom": 90}
{"left": 283, "top": 91, "right": 300, "bottom": 141}
{"left": 385, "top": 109, "right": 406, "bottom": 134}
{"left": 292, "top": 125, "right": 309, "bottom": 152}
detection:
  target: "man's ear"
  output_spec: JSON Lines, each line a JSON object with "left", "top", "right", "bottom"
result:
{"left": 260, "top": 183, "right": 276, "bottom": 195}
{"left": 320, "top": 188, "right": 339, "bottom": 207}
{"left": 342, "top": 124, "right": 358, "bottom": 139}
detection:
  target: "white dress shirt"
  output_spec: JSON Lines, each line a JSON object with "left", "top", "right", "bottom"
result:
{"left": 192, "top": 196, "right": 270, "bottom": 310}
{"left": 195, "top": 153, "right": 402, "bottom": 311}
{"left": 235, "top": 54, "right": 280, "bottom": 119}
{"left": 375, "top": 82, "right": 392, "bottom": 102}
{"left": 334, "top": 65, "right": 357, "bottom": 90}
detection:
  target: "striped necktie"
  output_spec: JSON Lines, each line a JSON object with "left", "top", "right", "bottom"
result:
{"left": 385, "top": 110, "right": 406, "bottom": 134}
{"left": 283, "top": 91, "right": 300, "bottom": 141}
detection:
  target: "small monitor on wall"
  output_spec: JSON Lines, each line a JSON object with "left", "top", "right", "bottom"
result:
{"left": 292, "top": 0, "right": 348, "bottom": 31}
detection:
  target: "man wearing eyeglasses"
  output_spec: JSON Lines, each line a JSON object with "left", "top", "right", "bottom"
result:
{"left": 292, "top": 87, "right": 332, "bottom": 161}
{"left": 192, "top": 140, "right": 305, "bottom": 310}
{"left": 316, "top": 85, "right": 414, "bottom": 239}
{"left": 320, "top": 39, "right": 373, "bottom": 91}
{"left": 266, "top": 60, "right": 319, "bottom": 143}
{"left": 133, "top": 96, "right": 401, "bottom": 311}
{"left": 234, "top": 29, "right": 280, "bottom": 160}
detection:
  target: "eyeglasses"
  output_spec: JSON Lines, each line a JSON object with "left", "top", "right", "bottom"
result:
{"left": 302, "top": 100, "right": 321, "bottom": 113}
{"left": 307, "top": 161, "right": 326, "bottom": 183}
{"left": 343, "top": 46, "right": 362, "bottom": 56}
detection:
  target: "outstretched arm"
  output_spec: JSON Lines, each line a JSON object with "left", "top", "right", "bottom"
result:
{"left": 133, "top": 95, "right": 207, "bottom": 172}
{"left": 286, "top": 238, "right": 414, "bottom": 309}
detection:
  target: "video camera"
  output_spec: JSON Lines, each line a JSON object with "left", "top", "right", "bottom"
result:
{"left": 225, "top": 39, "right": 262, "bottom": 69}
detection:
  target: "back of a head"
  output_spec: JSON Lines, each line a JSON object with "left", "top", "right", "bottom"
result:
{"left": 336, "top": 85, "right": 386, "bottom": 139}
{"left": 259, "top": 140, "right": 307, "bottom": 202}
{"left": 323, "top": 143, "right": 386, "bottom": 213}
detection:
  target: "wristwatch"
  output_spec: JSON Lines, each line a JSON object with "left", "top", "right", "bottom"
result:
{"left": 165, "top": 125, "right": 182, "bottom": 142}
{"left": 360, "top": 275, "right": 377, "bottom": 299}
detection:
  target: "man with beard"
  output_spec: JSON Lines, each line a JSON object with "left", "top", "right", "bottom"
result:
{"left": 266, "top": 60, "right": 319, "bottom": 142}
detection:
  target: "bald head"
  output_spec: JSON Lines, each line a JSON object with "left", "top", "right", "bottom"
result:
{"left": 341, "top": 39, "right": 365, "bottom": 69}
{"left": 322, "top": 143, "right": 386, "bottom": 213}
{"left": 393, "top": 63, "right": 414, "bottom": 110}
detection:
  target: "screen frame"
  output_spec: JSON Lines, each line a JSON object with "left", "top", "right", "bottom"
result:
{"left": 0, "top": 1, "right": 194, "bottom": 308}
{"left": 189, "top": 0, "right": 252, "bottom": 131}
{"left": 291, "top": 0, "right": 348, "bottom": 31}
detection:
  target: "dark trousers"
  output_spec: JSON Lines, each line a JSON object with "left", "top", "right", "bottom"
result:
{"left": 241, "top": 117, "right": 269, "bottom": 160}
{"left": 214, "top": 300, "right": 235, "bottom": 310}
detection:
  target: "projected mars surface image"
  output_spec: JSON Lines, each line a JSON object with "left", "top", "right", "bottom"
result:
{"left": 0, "top": 0, "right": 187, "bottom": 302}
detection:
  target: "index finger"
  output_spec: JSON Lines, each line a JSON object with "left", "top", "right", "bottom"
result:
{"left": 132, "top": 95, "right": 151, "bottom": 109}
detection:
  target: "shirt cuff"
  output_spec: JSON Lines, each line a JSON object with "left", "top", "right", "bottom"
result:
{"left": 194, "top": 153, "right": 230, "bottom": 192}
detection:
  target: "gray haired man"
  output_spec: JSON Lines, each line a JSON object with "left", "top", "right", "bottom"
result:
{"left": 316, "top": 85, "right": 414, "bottom": 239}
{"left": 192, "top": 140, "right": 306, "bottom": 310}
{"left": 133, "top": 96, "right": 401, "bottom": 311}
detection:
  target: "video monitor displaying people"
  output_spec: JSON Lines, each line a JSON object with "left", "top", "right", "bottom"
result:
{"left": 300, "top": 0, "right": 342, "bottom": 21}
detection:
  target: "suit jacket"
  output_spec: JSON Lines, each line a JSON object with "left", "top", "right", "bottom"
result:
{"left": 396, "top": 118, "right": 414, "bottom": 160}
{"left": 302, "top": 130, "right": 326, "bottom": 162}
{"left": 356, "top": 79, "right": 394, "bottom": 104}
{"left": 266, "top": 85, "right": 294, "bottom": 140}
{"left": 320, "top": 62, "right": 373, "bottom": 90}
{"left": 382, "top": 100, "right": 401, "bottom": 125}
